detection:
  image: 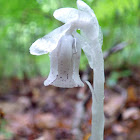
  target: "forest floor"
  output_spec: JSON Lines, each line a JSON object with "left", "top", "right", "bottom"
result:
{"left": 0, "top": 67, "right": 140, "bottom": 140}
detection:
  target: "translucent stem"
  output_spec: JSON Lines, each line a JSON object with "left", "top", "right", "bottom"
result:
{"left": 88, "top": 48, "right": 105, "bottom": 140}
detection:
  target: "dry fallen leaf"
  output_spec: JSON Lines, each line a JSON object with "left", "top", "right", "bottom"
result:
{"left": 83, "top": 133, "right": 91, "bottom": 140}
{"left": 0, "top": 102, "right": 24, "bottom": 114}
{"left": 7, "top": 113, "right": 33, "bottom": 135}
{"left": 0, "top": 108, "right": 5, "bottom": 119}
{"left": 104, "top": 95, "right": 125, "bottom": 117}
{"left": 35, "top": 131, "right": 54, "bottom": 140}
{"left": 127, "top": 86, "right": 137, "bottom": 102}
{"left": 35, "top": 113, "right": 58, "bottom": 129}
{"left": 122, "top": 107, "right": 140, "bottom": 120}
{"left": 112, "top": 123, "right": 128, "bottom": 135}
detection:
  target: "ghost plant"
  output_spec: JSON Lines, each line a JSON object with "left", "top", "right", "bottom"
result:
{"left": 30, "top": 0, "right": 104, "bottom": 140}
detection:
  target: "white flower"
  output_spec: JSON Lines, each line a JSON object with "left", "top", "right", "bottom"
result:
{"left": 30, "top": 22, "right": 84, "bottom": 88}
{"left": 44, "top": 33, "right": 84, "bottom": 88}
{"left": 29, "top": 0, "right": 102, "bottom": 88}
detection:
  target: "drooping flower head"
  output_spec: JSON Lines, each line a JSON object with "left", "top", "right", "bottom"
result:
{"left": 30, "top": 0, "right": 103, "bottom": 88}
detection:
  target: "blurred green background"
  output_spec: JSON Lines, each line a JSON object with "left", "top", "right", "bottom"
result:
{"left": 0, "top": 0, "right": 139, "bottom": 79}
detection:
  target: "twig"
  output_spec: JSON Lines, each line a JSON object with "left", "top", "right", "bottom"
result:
{"left": 103, "top": 42, "right": 128, "bottom": 59}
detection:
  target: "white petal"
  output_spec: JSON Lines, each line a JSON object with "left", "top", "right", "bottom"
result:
{"left": 29, "top": 38, "right": 50, "bottom": 55}
{"left": 44, "top": 45, "right": 59, "bottom": 86}
{"left": 72, "top": 38, "right": 84, "bottom": 87}
{"left": 51, "top": 35, "right": 77, "bottom": 88}
{"left": 44, "top": 35, "right": 84, "bottom": 88}
{"left": 77, "top": 0, "right": 100, "bottom": 41}
{"left": 30, "top": 23, "right": 71, "bottom": 55}
{"left": 53, "top": 8, "right": 79, "bottom": 23}
{"left": 99, "top": 26, "right": 103, "bottom": 47}
{"left": 74, "top": 32, "right": 95, "bottom": 69}
{"left": 53, "top": 8, "right": 91, "bottom": 24}
{"left": 77, "top": 0, "right": 95, "bottom": 17}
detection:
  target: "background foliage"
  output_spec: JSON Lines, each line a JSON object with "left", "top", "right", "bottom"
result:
{"left": 0, "top": 0, "right": 139, "bottom": 78}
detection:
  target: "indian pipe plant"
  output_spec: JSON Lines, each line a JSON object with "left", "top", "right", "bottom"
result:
{"left": 30, "top": 0, "right": 105, "bottom": 140}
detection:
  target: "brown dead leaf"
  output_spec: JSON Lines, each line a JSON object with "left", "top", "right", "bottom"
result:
{"left": 58, "top": 118, "right": 72, "bottom": 129}
{"left": 0, "top": 135, "right": 6, "bottom": 140}
{"left": 55, "top": 128, "right": 73, "bottom": 140}
{"left": 104, "top": 95, "right": 125, "bottom": 117}
{"left": 112, "top": 123, "right": 128, "bottom": 135}
{"left": 7, "top": 113, "right": 33, "bottom": 136}
{"left": 127, "top": 120, "right": 140, "bottom": 140}
{"left": 122, "top": 107, "right": 140, "bottom": 120}
{"left": 32, "top": 88, "right": 41, "bottom": 102}
{"left": 17, "top": 96, "right": 31, "bottom": 109}
{"left": 0, "top": 108, "right": 5, "bottom": 119}
{"left": 35, "top": 113, "right": 58, "bottom": 129}
{"left": 83, "top": 133, "right": 91, "bottom": 140}
{"left": 35, "top": 131, "right": 55, "bottom": 140}
{"left": 0, "top": 102, "right": 24, "bottom": 114}
{"left": 127, "top": 86, "right": 137, "bottom": 102}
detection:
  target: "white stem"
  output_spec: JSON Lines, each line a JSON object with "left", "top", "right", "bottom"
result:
{"left": 88, "top": 47, "right": 105, "bottom": 140}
